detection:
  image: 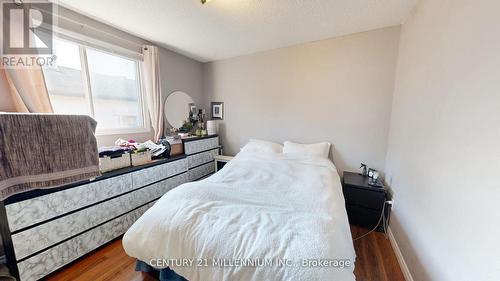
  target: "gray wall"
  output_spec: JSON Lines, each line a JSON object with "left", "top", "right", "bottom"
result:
{"left": 385, "top": 0, "right": 500, "bottom": 280}
{"left": 203, "top": 26, "right": 400, "bottom": 173}
{"left": 160, "top": 48, "right": 204, "bottom": 130}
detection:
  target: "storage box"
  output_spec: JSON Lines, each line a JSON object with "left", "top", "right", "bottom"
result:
{"left": 131, "top": 150, "right": 152, "bottom": 166}
{"left": 99, "top": 152, "right": 131, "bottom": 173}
{"left": 170, "top": 143, "right": 184, "bottom": 156}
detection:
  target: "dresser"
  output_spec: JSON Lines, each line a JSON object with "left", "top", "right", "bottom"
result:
{"left": 0, "top": 135, "right": 219, "bottom": 281}
{"left": 183, "top": 135, "right": 220, "bottom": 181}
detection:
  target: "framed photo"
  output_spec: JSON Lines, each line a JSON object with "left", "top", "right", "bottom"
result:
{"left": 211, "top": 102, "right": 224, "bottom": 120}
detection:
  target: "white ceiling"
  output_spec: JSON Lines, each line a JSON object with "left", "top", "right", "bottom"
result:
{"left": 57, "top": 0, "right": 417, "bottom": 62}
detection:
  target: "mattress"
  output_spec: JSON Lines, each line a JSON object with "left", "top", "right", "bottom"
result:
{"left": 123, "top": 152, "right": 356, "bottom": 281}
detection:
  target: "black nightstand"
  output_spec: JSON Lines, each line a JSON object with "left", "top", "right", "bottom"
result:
{"left": 342, "top": 172, "right": 390, "bottom": 232}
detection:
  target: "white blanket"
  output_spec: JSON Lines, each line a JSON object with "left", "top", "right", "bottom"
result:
{"left": 123, "top": 153, "right": 356, "bottom": 281}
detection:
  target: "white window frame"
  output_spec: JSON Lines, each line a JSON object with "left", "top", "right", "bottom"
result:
{"left": 47, "top": 34, "right": 150, "bottom": 136}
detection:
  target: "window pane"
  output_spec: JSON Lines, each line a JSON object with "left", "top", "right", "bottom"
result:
{"left": 86, "top": 48, "right": 143, "bottom": 129}
{"left": 43, "top": 39, "right": 90, "bottom": 115}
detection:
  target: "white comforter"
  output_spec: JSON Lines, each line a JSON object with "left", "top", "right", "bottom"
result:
{"left": 123, "top": 153, "right": 356, "bottom": 281}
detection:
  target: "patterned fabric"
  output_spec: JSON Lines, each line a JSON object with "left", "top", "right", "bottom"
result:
{"left": 18, "top": 203, "right": 154, "bottom": 281}
{"left": 0, "top": 113, "right": 100, "bottom": 200}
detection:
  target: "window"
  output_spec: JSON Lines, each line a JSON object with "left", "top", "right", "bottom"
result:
{"left": 43, "top": 39, "right": 89, "bottom": 116}
{"left": 43, "top": 37, "right": 147, "bottom": 133}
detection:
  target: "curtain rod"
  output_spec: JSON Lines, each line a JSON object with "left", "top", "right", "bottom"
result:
{"left": 42, "top": 3, "right": 152, "bottom": 49}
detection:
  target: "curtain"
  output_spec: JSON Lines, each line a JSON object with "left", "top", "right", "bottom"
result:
{"left": 141, "top": 45, "right": 164, "bottom": 142}
{"left": 0, "top": 1, "right": 53, "bottom": 113}
{"left": 0, "top": 68, "right": 53, "bottom": 113}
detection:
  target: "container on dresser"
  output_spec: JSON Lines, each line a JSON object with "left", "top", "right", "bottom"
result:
{"left": 183, "top": 135, "right": 220, "bottom": 181}
{"left": 168, "top": 138, "right": 184, "bottom": 156}
{"left": 0, "top": 156, "right": 190, "bottom": 281}
{"left": 342, "top": 172, "right": 391, "bottom": 232}
{"left": 131, "top": 150, "right": 152, "bottom": 166}
{"left": 99, "top": 152, "right": 131, "bottom": 172}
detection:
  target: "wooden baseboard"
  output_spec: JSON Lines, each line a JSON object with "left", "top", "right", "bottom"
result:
{"left": 387, "top": 227, "right": 414, "bottom": 281}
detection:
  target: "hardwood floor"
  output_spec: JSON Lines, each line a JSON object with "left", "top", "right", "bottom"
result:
{"left": 46, "top": 241, "right": 156, "bottom": 281}
{"left": 48, "top": 226, "right": 405, "bottom": 281}
{"left": 351, "top": 226, "right": 406, "bottom": 281}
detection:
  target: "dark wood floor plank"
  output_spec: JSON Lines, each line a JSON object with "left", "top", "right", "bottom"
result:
{"left": 352, "top": 225, "right": 406, "bottom": 281}
{"left": 48, "top": 225, "right": 405, "bottom": 281}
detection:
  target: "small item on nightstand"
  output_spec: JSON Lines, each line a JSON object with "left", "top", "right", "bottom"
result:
{"left": 367, "top": 170, "right": 384, "bottom": 187}
{"left": 360, "top": 163, "right": 368, "bottom": 176}
{"left": 368, "top": 177, "right": 380, "bottom": 187}
{"left": 368, "top": 168, "right": 375, "bottom": 178}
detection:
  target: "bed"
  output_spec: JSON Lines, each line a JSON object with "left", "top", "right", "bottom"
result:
{"left": 123, "top": 151, "right": 356, "bottom": 281}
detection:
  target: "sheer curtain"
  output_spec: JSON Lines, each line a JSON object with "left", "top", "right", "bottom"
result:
{"left": 0, "top": 68, "right": 53, "bottom": 113}
{"left": 0, "top": 3, "right": 53, "bottom": 113}
{"left": 141, "top": 45, "right": 164, "bottom": 142}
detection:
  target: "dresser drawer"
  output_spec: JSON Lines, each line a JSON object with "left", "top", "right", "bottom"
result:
{"left": 17, "top": 202, "right": 155, "bottom": 281}
{"left": 187, "top": 148, "right": 219, "bottom": 169}
{"left": 346, "top": 204, "right": 387, "bottom": 231}
{"left": 342, "top": 186, "right": 385, "bottom": 210}
{"left": 11, "top": 172, "right": 188, "bottom": 260}
{"left": 132, "top": 158, "right": 188, "bottom": 188}
{"left": 158, "top": 158, "right": 188, "bottom": 179}
{"left": 6, "top": 174, "right": 132, "bottom": 232}
{"left": 184, "top": 137, "right": 219, "bottom": 155}
{"left": 188, "top": 162, "right": 215, "bottom": 181}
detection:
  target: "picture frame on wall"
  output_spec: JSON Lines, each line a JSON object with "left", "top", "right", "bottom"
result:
{"left": 211, "top": 102, "right": 224, "bottom": 120}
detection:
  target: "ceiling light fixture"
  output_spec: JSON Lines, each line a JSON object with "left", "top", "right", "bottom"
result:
{"left": 201, "top": 0, "right": 212, "bottom": 4}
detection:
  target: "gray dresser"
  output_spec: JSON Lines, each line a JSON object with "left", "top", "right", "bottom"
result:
{"left": 0, "top": 135, "right": 219, "bottom": 281}
{"left": 184, "top": 135, "right": 220, "bottom": 181}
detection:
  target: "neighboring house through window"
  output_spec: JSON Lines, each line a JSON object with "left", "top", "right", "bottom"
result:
{"left": 42, "top": 37, "right": 148, "bottom": 134}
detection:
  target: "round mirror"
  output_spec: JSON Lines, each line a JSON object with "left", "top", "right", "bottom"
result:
{"left": 164, "top": 91, "right": 194, "bottom": 128}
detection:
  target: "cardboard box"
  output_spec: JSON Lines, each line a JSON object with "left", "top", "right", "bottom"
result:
{"left": 170, "top": 143, "right": 184, "bottom": 156}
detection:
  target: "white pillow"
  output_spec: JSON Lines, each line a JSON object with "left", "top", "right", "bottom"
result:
{"left": 283, "top": 141, "right": 331, "bottom": 159}
{"left": 240, "top": 139, "right": 283, "bottom": 154}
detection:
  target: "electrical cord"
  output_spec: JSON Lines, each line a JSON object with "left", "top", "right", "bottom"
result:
{"left": 352, "top": 201, "right": 388, "bottom": 241}
{"left": 382, "top": 201, "right": 392, "bottom": 239}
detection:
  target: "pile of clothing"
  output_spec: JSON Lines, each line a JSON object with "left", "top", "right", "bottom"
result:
{"left": 98, "top": 146, "right": 131, "bottom": 158}
{"left": 98, "top": 139, "right": 170, "bottom": 160}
